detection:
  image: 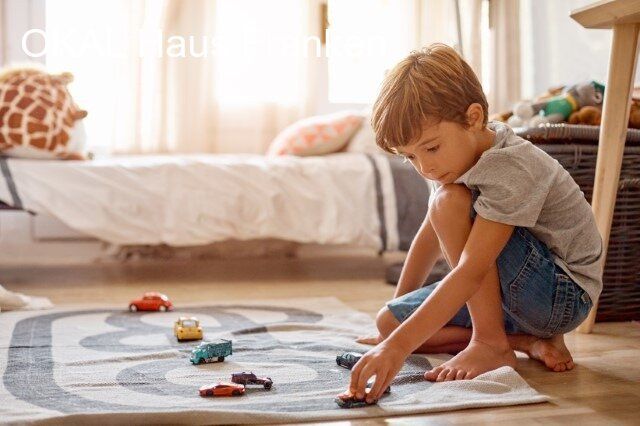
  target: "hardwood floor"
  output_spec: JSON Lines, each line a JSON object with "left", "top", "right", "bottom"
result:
{"left": 3, "top": 255, "right": 639, "bottom": 425}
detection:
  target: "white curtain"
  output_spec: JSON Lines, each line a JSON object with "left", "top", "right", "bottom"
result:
{"left": 487, "top": 0, "right": 521, "bottom": 113}
{"left": 415, "top": 0, "right": 485, "bottom": 83}
{"left": 326, "top": 0, "right": 520, "bottom": 114}
{"left": 0, "top": 0, "right": 46, "bottom": 67}
{"left": 43, "top": 0, "right": 519, "bottom": 154}
{"left": 326, "top": 0, "right": 478, "bottom": 105}
{"left": 0, "top": 0, "right": 5, "bottom": 66}
{"left": 46, "top": 0, "right": 317, "bottom": 155}
{"left": 417, "top": 0, "right": 520, "bottom": 114}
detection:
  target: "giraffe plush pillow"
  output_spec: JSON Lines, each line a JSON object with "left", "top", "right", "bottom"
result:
{"left": 267, "top": 111, "right": 364, "bottom": 156}
{"left": 0, "top": 67, "right": 88, "bottom": 160}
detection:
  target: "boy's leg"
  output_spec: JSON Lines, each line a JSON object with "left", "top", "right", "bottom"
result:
{"left": 424, "top": 184, "right": 516, "bottom": 381}
{"left": 376, "top": 304, "right": 575, "bottom": 372}
{"left": 375, "top": 306, "right": 472, "bottom": 353}
{"left": 508, "top": 334, "right": 574, "bottom": 372}
{"left": 370, "top": 184, "right": 575, "bottom": 376}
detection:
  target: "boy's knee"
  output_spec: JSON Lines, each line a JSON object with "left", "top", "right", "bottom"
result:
{"left": 431, "top": 184, "right": 472, "bottom": 219}
{"left": 376, "top": 306, "right": 400, "bottom": 338}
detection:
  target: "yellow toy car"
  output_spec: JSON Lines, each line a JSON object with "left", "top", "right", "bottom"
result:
{"left": 174, "top": 316, "right": 203, "bottom": 342}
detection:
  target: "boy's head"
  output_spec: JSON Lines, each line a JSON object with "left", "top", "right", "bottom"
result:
{"left": 371, "top": 43, "right": 492, "bottom": 183}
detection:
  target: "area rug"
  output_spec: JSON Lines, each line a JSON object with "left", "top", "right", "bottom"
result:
{"left": 0, "top": 297, "right": 549, "bottom": 425}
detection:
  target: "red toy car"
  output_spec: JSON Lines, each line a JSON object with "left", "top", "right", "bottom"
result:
{"left": 129, "top": 292, "right": 173, "bottom": 312}
{"left": 199, "top": 382, "right": 245, "bottom": 397}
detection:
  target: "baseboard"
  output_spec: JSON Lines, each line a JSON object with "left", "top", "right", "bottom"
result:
{"left": 0, "top": 211, "right": 385, "bottom": 266}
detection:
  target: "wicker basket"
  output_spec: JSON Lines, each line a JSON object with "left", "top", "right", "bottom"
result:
{"left": 517, "top": 124, "right": 640, "bottom": 322}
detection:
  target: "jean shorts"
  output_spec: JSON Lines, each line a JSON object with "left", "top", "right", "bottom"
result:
{"left": 387, "top": 192, "right": 593, "bottom": 339}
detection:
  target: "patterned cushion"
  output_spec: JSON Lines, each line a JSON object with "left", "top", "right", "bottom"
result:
{"left": 267, "top": 111, "right": 363, "bottom": 156}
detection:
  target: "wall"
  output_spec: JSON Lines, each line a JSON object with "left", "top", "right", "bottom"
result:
{"left": 520, "top": 0, "right": 640, "bottom": 99}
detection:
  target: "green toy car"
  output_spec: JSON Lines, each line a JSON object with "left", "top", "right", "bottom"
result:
{"left": 190, "top": 339, "right": 232, "bottom": 364}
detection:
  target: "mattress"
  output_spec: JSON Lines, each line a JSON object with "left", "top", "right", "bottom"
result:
{"left": 0, "top": 154, "right": 429, "bottom": 251}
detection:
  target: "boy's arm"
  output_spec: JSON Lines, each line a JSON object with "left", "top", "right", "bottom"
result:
{"left": 394, "top": 213, "right": 442, "bottom": 298}
{"left": 389, "top": 215, "right": 513, "bottom": 352}
{"left": 350, "top": 215, "right": 514, "bottom": 399}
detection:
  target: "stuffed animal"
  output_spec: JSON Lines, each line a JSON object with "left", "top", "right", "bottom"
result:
{"left": 0, "top": 67, "right": 88, "bottom": 159}
{"left": 567, "top": 99, "right": 640, "bottom": 128}
{"left": 489, "top": 111, "right": 512, "bottom": 123}
{"left": 629, "top": 100, "right": 640, "bottom": 129}
{"left": 508, "top": 81, "right": 605, "bottom": 128}
{"left": 568, "top": 105, "right": 602, "bottom": 126}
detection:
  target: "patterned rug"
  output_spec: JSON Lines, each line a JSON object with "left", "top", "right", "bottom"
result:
{"left": 0, "top": 297, "right": 548, "bottom": 424}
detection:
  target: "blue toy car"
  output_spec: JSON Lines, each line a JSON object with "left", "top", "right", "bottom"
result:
{"left": 190, "top": 339, "right": 232, "bottom": 364}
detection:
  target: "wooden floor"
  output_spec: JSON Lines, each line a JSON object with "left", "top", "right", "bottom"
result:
{"left": 3, "top": 255, "right": 639, "bottom": 425}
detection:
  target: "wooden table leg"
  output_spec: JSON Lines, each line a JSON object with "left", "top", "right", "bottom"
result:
{"left": 577, "top": 23, "right": 640, "bottom": 334}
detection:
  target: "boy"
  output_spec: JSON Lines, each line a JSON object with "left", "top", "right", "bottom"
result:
{"left": 349, "top": 44, "right": 603, "bottom": 403}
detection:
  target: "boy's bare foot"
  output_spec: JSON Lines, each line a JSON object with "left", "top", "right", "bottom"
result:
{"left": 509, "top": 334, "right": 574, "bottom": 372}
{"left": 424, "top": 339, "right": 517, "bottom": 382}
{"left": 356, "top": 334, "right": 382, "bottom": 345}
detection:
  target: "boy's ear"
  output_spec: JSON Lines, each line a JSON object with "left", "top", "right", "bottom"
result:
{"left": 465, "top": 103, "right": 485, "bottom": 130}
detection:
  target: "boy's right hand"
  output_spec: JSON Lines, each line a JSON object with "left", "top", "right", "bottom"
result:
{"left": 356, "top": 334, "right": 382, "bottom": 345}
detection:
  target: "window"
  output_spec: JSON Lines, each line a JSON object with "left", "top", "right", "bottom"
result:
{"left": 214, "top": 0, "right": 308, "bottom": 105}
{"left": 326, "top": 0, "right": 416, "bottom": 104}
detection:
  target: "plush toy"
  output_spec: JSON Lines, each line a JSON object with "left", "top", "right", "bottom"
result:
{"left": 567, "top": 99, "right": 640, "bottom": 128}
{"left": 0, "top": 67, "right": 88, "bottom": 159}
{"left": 489, "top": 111, "right": 512, "bottom": 123}
{"left": 629, "top": 100, "right": 640, "bottom": 129}
{"left": 507, "top": 81, "right": 605, "bottom": 128}
{"left": 568, "top": 105, "right": 602, "bottom": 126}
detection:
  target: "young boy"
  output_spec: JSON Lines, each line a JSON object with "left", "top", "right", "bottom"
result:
{"left": 349, "top": 44, "right": 603, "bottom": 403}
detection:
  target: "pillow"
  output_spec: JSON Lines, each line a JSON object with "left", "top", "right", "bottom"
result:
{"left": 346, "top": 112, "right": 387, "bottom": 155}
{"left": 0, "top": 67, "right": 88, "bottom": 160}
{"left": 267, "top": 111, "right": 364, "bottom": 156}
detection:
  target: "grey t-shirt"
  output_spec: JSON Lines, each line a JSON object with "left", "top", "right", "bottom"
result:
{"left": 429, "top": 121, "right": 603, "bottom": 303}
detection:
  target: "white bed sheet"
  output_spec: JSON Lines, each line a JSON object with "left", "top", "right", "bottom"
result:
{"left": 0, "top": 153, "right": 397, "bottom": 249}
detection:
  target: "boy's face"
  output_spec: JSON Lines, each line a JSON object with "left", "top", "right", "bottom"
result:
{"left": 394, "top": 115, "right": 489, "bottom": 184}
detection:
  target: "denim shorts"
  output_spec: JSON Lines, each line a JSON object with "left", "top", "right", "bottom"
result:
{"left": 387, "top": 192, "right": 593, "bottom": 339}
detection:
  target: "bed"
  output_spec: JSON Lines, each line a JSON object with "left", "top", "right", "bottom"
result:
{"left": 0, "top": 153, "right": 430, "bottom": 252}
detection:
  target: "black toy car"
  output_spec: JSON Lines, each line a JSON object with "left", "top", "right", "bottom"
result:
{"left": 335, "top": 386, "right": 391, "bottom": 408}
{"left": 336, "top": 352, "right": 363, "bottom": 370}
{"left": 231, "top": 372, "right": 273, "bottom": 390}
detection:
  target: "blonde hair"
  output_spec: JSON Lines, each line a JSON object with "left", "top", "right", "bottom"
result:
{"left": 371, "top": 43, "right": 488, "bottom": 153}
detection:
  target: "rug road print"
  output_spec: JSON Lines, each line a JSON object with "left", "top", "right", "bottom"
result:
{"left": 0, "top": 298, "right": 548, "bottom": 424}
{"left": 1, "top": 300, "right": 429, "bottom": 411}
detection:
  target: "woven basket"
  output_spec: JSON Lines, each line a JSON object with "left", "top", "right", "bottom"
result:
{"left": 517, "top": 124, "right": 640, "bottom": 322}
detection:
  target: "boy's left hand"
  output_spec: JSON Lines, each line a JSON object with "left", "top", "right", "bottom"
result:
{"left": 349, "top": 341, "right": 408, "bottom": 402}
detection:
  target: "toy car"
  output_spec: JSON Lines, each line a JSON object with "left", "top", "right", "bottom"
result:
{"left": 199, "top": 382, "right": 245, "bottom": 397}
{"left": 190, "top": 339, "right": 232, "bottom": 364}
{"left": 128, "top": 292, "right": 173, "bottom": 312}
{"left": 335, "top": 386, "right": 391, "bottom": 408}
{"left": 336, "top": 352, "right": 363, "bottom": 370}
{"left": 231, "top": 372, "right": 273, "bottom": 390}
{"left": 174, "top": 316, "right": 203, "bottom": 341}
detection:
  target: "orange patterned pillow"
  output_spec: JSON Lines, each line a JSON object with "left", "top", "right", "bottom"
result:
{"left": 267, "top": 111, "right": 364, "bottom": 156}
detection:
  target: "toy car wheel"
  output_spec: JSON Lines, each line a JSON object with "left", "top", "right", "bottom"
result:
{"left": 232, "top": 389, "right": 242, "bottom": 396}
{"left": 129, "top": 304, "right": 137, "bottom": 312}
{"left": 159, "top": 305, "right": 167, "bottom": 312}
{"left": 218, "top": 356, "right": 224, "bottom": 362}
{"left": 196, "top": 358, "right": 204, "bottom": 365}
{"left": 264, "top": 382, "right": 272, "bottom": 390}
{"left": 206, "top": 389, "right": 213, "bottom": 396}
